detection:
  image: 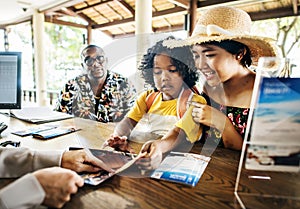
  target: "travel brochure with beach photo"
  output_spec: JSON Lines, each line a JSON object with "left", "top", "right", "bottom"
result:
{"left": 245, "top": 77, "right": 300, "bottom": 172}
{"left": 80, "top": 149, "right": 139, "bottom": 186}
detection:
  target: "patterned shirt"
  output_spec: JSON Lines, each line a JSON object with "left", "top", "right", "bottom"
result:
{"left": 201, "top": 93, "right": 250, "bottom": 147}
{"left": 54, "top": 71, "right": 136, "bottom": 122}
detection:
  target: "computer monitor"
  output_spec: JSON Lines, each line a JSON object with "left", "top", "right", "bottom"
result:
{"left": 0, "top": 51, "right": 22, "bottom": 110}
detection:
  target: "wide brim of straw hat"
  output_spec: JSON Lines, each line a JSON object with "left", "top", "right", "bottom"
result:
{"left": 163, "top": 6, "right": 281, "bottom": 66}
{"left": 163, "top": 34, "right": 280, "bottom": 65}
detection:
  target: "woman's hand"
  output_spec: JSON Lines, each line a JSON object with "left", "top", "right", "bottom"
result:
{"left": 190, "top": 102, "right": 228, "bottom": 132}
{"left": 190, "top": 101, "right": 243, "bottom": 150}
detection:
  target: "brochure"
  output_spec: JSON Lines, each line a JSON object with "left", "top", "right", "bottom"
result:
{"left": 249, "top": 77, "right": 300, "bottom": 145}
{"left": 79, "top": 149, "right": 211, "bottom": 186}
{"left": 80, "top": 149, "right": 139, "bottom": 186}
{"left": 245, "top": 76, "right": 300, "bottom": 172}
{"left": 151, "top": 152, "right": 211, "bottom": 187}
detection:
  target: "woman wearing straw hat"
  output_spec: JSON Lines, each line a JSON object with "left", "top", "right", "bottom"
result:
{"left": 186, "top": 6, "right": 279, "bottom": 150}
{"left": 138, "top": 6, "right": 279, "bottom": 170}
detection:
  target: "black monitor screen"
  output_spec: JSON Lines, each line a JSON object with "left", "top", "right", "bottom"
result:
{"left": 0, "top": 52, "right": 21, "bottom": 109}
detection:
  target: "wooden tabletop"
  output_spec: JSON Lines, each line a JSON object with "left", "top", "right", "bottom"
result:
{"left": 0, "top": 113, "right": 299, "bottom": 209}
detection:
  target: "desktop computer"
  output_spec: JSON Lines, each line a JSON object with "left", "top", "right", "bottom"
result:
{"left": 0, "top": 51, "right": 22, "bottom": 135}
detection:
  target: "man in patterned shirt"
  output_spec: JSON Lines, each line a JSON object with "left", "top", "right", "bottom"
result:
{"left": 55, "top": 45, "right": 136, "bottom": 122}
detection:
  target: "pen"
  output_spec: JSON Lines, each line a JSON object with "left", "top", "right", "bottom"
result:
{"left": 101, "top": 140, "right": 109, "bottom": 149}
{"left": 69, "top": 147, "right": 84, "bottom": 151}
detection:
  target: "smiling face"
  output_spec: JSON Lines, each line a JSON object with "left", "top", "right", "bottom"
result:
{"left": 81, "top": 46, "right": 108, "bottom": 80}
{"left": 192, "top": 44, "right": 239, "bottom": 87}
{"left": 153, "top": 53, "right": 184, "bottom": 100}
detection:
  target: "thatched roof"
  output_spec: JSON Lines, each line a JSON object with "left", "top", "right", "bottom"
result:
{"left": 2, "top": 0, "right": 300, "bottom": 38}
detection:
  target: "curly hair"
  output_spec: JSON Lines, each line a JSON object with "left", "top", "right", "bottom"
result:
{"left": 138, "top": 36, "right": 199, "bottom": 89}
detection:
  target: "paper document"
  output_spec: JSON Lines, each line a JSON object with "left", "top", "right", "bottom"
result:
{"left": 10, "top": 107, "right": 73, "bottom": 124}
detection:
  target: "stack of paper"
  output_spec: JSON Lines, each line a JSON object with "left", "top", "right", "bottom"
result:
{"left": 9, "top": 107, "right": 73, "bottom": 124}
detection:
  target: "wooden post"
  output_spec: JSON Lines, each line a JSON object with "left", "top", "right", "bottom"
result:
{"left": 189, "top": 0, "right": 197, "bottom": 36}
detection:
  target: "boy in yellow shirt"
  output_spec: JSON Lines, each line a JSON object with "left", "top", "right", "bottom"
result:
{"left": 104, "top": 36, "right": 206, "bottom": 160}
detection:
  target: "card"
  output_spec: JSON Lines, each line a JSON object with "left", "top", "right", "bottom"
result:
{"left": 12, "top": 125, "right": 58, "bottom": 137}
{"left": 32, "top": 126, "right": 80, "bottom": 139}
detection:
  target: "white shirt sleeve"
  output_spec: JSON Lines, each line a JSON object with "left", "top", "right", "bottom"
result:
{"left": 0, "top": 147, "right": 63, "bottom": 177}
{"left": 0, "top": 174, "right": 45, "bottom": 209}
{"left": 0, "top": 147, "right": 64, "bottom": 208}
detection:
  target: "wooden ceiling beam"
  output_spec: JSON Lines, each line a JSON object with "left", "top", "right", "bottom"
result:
{"left": 73, "top": 0, "right": 114, "bottom": 13}
{"left": 65, "top": 5, "right": 97, "bottom": 25}
{"left": 168, "top": 0, "right": 189, "bottom": 9}
{"left": 114, "top": 0, "right": 135, "bottom": 15}
{"left": 45, "top": 16, "right": 87, "bottom": 29}
{"left": 197, "top": 0, "right": 241, "bottom": 8}
{"left": 153, "top": 6, "right": 185, "bottom": 17}
{"left": 93, "top": 17, "right": 134, "bottom": 29}
{"left": 249, "top": 6, "right": 300, "bottom": 21}
{"left": 96, "top": 5, "right": 300, "bottom": 37}
{"left": 93, "top": 6, "right": 185, "bottom": 29}
{"left": 42, "top": 0, "right": 300, "bottom": 39}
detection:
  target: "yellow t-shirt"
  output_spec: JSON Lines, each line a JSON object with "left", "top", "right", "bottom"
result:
{"left": 127, "top": 89, "right": 206, "bottom": 143}
{"left": 127, "top": 90, "right": 178, "bottom": 139}
{"left": 175, "top": 94, "right": 206, "bottom": 143}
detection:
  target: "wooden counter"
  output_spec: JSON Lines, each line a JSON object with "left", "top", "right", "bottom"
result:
{"left": 0, "top": 114, "right": 299, "bottom": 209}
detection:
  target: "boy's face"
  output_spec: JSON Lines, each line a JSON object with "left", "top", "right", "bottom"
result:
{"left": 153, "top": 53, "right": 184, "bottom": 100}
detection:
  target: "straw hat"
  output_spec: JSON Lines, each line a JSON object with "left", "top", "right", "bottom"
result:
{"left": 164, "top": 6, "right": 280, "bottom": 65}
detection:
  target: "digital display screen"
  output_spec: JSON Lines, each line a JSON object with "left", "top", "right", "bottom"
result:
{"left": 0, "top": 52, "right": 21, "bottom": 109}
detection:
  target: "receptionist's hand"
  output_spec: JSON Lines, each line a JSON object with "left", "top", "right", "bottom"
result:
{"left": 61, "top": 149, "right": 114, "bottom": 173}
{"left": 33, "top": 167, "right": 84, "bottom": 208}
